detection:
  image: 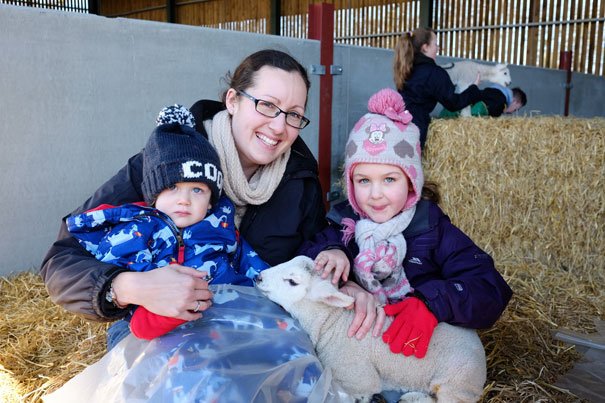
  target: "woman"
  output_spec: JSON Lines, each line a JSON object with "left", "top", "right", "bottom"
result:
{"left": 41, "top": 49, "right": 383, "bottom": 349}
{"left": 393, "top": 27, "right": 482, "bottom": 148}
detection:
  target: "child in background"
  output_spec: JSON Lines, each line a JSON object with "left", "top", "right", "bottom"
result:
{"left": 299, "top": 88, "right": 512, "bottom": 359}
{"left": 440, "top": 86, "right": 528, "bottom": 118}
{"left": 66, "top": 105, "right": 268, "bottom": 340}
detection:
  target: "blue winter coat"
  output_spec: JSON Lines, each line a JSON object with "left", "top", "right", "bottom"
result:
{"left": 399, "top": 53, "right": 482, "bottom": 148}
{"left": 298, "top": 199, "right": 513, "bottom": 329}
{"left": 66, "top": 196, "right": 268, "bottom": 286}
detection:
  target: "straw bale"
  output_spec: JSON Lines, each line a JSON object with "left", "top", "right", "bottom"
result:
{"left": 0, "top": 272, "right": 107, "bottom": 402}
{"left": 425, "top": 116, "right": 604, "bottom": 275}
{"left": 0, "top": 116, "right": 603, "bottom": 402}
{"left": 424, "top": 116, "right": 604, "bottom": 401}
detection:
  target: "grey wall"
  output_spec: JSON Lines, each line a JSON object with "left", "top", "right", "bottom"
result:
{"left": 0, "top": 5, "right": 321, "bottom": 274}
{"left": 1, "top": 4, "right": 603, "bottom": 275}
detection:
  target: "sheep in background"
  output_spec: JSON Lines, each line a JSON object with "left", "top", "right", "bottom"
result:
{"left": 442, "top": 61, "right": 511, "bottom": 116}
{"left": 255, "top": 255, "right": 487, "bottom": 402}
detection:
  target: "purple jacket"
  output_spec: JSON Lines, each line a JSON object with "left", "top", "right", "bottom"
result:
{"left": 298, "top": 200, "right": 513, "bottom": 329}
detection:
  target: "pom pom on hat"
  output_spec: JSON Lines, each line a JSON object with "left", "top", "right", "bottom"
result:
{"left": 344, "top": 89, "right": 423, "bottom": 217}
{"left": 368, "top": 88, "right": 413, "bottom": 127}
{"left": 156, "top": 104, "right": 196, "bottom": 128}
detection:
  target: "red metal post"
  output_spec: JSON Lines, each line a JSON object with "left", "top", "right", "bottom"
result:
{"left": 559, "top": 50, "right": 573, "bottom": 117}
{"left": 308, "top": 3, "right": 334, "bottom": 210}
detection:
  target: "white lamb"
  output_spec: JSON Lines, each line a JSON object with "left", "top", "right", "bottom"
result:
{"left": 442, "top": 60, "right": 511, "bottom": 117}
{"left": 255, "top": 255, "right": 487, "bottom": 403}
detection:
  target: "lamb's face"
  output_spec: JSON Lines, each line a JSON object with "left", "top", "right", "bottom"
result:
{"left": 255, "top": 256, "right": 315, "bottom": 310}
{"left": 495, "top": 64, "right": 511, "bottom": 86}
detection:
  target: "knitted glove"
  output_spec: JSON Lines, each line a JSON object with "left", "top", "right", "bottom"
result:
{"left": 382, "top": 297, "right": 437, "bottom": 359}
{"left": 129, "top": 306, "right": 187, "bottom": 340}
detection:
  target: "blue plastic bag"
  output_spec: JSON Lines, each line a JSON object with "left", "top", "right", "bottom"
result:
{"left": 44, "top": 285, "right": 353, "bottom": 403}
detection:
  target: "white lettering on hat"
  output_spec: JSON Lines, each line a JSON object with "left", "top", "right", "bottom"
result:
{"left": 204, "top": 163, "right": 224, "bottom": 191}
{"left": 182, "top": 161, "right": 205, "bottom": 178}
{"left": 205, "top": 163, "right": 217, "bottom": 181}
{"left": 181, "top": 161, "right": 223, "bottom": 191}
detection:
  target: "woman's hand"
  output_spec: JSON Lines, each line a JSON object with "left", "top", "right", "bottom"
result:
{"left": 314, "top": 249, "right": 350, "bottom": 284}
{"left": 339, "top": 281, "right": 386, "bottom": 340}
{"left": 112, "top": 265, "right": 213, "bottom": 321}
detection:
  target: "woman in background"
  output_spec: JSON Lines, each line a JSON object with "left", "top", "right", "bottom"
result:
{"left": 393, "top": 27, "right": 481, "bottom": 148}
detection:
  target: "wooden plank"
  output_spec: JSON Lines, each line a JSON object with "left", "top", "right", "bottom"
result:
{"left": 90, "top": 0, "right": 603, "bottom": 77}
{"left": 594, "top": 0, "right": 605, "bottom": 75}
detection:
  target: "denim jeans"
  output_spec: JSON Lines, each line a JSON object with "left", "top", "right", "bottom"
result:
{"left": 106, "top": 319, "right": 131, "bottom": 350}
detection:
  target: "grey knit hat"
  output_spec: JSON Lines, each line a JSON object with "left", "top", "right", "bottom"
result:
{"left": 141, "top": 105, "right": 223, "bottom": 205}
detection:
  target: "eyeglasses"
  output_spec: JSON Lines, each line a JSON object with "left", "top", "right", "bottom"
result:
{"left": 238, "top": 90, "right": 310, "bottom": 129}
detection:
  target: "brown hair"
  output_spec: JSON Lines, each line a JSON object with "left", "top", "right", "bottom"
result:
{"left": 421, "top": 180, "right": 441, "bottom": 204}
{"left": 512, "top": 87, "right": 528, "bottom": 106}
{"left": 220, "top": 49, "right": 311, "bottom": 106}
{"left": 393, "top": 27, "right": 436, "bottom": 91}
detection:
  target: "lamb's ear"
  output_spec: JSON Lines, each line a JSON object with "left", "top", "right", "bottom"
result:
{"left": 307, "top": 280, "right": 355, "bottom": 308}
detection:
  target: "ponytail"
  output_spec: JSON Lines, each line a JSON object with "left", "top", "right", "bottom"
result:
{"left": 393, "top": 28, "right": 437, "bottom": 90}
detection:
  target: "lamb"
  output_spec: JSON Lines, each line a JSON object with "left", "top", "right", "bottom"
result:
{"left": 442, "top": 61, "right": 511, "bottom": 117}
{"left": 255, "top": 255, "right": 487, "bottom": 402}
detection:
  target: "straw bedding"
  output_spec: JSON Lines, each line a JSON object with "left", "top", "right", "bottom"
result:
{"left": 1, "top": 116, "right": 603, "bottom": 402}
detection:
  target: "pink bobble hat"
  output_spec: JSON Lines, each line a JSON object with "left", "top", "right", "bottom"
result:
{"left": 344, "top": 88, "right": 424, "bottom": 217}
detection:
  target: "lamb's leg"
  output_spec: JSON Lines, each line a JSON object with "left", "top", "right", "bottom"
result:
{"left": 459, "top": 106, "right": 472, "bottom": 117}
{"left": 430, "top": 371, "right": 485, "bottom": 403}
{"left": 452, "top": 81, "right": 473, "bottom": 117}
{"left": 430, "top": 380, "right": 483, "bottom": 403}
{"left": 398, "top": 391, "right": 435, "bottom": 402}
{"left": 335, "top": 369, "right": 382, "bottom": 402}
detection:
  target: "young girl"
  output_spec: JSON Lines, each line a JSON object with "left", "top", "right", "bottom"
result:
{"left": 299, "top": 88, "right": 512, "bottom": 359}
{"left": 393, "top": 27, "right": 482, "bottom": 148}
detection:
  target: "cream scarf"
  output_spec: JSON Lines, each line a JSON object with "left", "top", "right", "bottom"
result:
{"left": 204, "top": 110, "right": 290, "bottom": 225}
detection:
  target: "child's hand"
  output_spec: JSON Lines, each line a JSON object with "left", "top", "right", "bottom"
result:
{"left": 473, "top": 72, "right": 481, "bottom": 86}
{"left": 314, "top": 249, "right": 350, "bottom": 284}
{"left": 382, "top": 297, "right": 437, "bottom": 359}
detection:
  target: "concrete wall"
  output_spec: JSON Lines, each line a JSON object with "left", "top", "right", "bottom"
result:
{"left": 1, "top": 4, "right": 603, "bottom": 275}
{"left": 0, "top": 5, "right": 322, "bottom": 274}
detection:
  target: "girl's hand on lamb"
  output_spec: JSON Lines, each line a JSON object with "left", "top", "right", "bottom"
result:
{"left": 382, "top": 297, "right": 437, "bottom": 359}
{"left": 340, "top": 281, "right": 386, "bottom": 339}
{"left": 314, "top": 249, "right": 350, "bottom": 284}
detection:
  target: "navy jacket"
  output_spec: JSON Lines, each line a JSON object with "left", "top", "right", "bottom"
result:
{"left": 399, "top": 53, "right": 481, "bottom": 148}
{"left": 298, "top": 200, "right": 513, "bottom": 329}
{"left": 480, "top": 85, "right": 511, "bottom": 117}
{"left": 41, "top": 100, "right": 326, "bottom": 321}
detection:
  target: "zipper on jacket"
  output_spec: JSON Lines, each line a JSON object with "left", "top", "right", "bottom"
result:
{"left": 137, "top": 210, "right": 185, "bottom": 264}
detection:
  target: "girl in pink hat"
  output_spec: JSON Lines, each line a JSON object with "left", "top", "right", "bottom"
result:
{"left": 299, "top": 88, "right": 512, "bottom": 359}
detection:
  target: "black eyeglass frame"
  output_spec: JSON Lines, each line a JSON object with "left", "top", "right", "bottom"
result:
{"left": 237, "top": 90, "right": 311, "bottom": 129}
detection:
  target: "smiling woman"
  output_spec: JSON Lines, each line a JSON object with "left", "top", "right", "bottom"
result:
{"left": 40, "top": 49, "right": 383, "bottom": 355}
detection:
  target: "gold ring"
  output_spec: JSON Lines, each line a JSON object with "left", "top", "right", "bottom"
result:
{"left": 193, "top": 300, "right": 201, "bottom": 312}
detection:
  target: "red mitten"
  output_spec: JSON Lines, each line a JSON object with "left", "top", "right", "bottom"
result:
{"left": 382, "top": 297, "right": 437, "bottom": 359}
{"left": 130, "top": 306, "right": 187, "bottom": 340}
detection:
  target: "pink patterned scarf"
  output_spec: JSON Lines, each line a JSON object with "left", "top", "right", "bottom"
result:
{"left": 349, "top": 206, "right": 416, "bottom": 304}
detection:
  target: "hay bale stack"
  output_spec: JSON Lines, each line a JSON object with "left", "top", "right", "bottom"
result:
{"left": 425, "top": 116, "right": 604, "bottom": 273}
{"left": 0, "top": 273, "right": 107, "bottom": 401}
{"left": 424, "top": 116, "right": 604, "bottom": 402}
